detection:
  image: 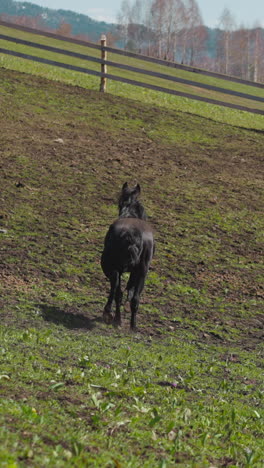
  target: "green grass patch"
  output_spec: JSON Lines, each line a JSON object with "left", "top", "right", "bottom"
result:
{"left": 1, "top": 23, "right": 264, "bottom": 130}
{"left": 0, "top": 67, "right": 263, "bottom": 466}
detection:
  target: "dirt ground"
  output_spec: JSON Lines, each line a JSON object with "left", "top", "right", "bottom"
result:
{"left": 0, "top": 67, "right": 264, "bottom": 347}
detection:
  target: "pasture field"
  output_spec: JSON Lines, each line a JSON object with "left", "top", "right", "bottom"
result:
{"left": 1, "top": 23, "right": 264, "bottom": 131}
{"left": 0, "top": 66, "right": 264, "bottom": 467}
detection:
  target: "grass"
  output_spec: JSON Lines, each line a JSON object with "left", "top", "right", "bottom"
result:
{"left": 1, "top": 325, "right": 263, "bottom": 467}
{"left": 1, "top": 23, "right": 264, "bottom": 131}
{"left": 0, "top": 58, "right": 263, "bottom": 468}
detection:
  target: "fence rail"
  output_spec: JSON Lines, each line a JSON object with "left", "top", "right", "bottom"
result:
{"left": 1, "top": 20, "right": 264, "bottom": 116}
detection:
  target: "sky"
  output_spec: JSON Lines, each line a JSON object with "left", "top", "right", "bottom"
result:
{"left": 15, "top": 0, "right": 264, "bottom": 28}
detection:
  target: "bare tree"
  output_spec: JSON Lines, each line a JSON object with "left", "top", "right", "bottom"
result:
{"left": 116, "top": 0, "right": 206, "bottom": 62}
{"left": 181, "top": 0, "right": 206, "bottom": 65}
{"left": 128, "top": 0, "right": 147, "bottom": 51}
{"left": 218, "top": 8, "right": 236, "bottom": 74}
{"left": 231, "top": 26, "right": 252, "bottom": 80}
{"left": 115, "top": 0, "right": 264, "bottom": 83}
{"left": 56, "top": 22, "right": 72, "bottom": 37}
{"left": 117, "top": 0, "right": 132, "bottom": 48}
{"left": 117, "top": 0, "right": 149, "bottom": 51}
{"left": 150, "top": 0, "right": 186, "bottom": 59}
{"left": 150, "top": 0, "right": 165, "bottom": 57}
{"left": 252, "top": 26, "right": 263, "bottom": 82}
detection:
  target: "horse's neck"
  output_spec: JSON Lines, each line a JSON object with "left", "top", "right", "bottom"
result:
{"left": 119, "top": 202, "right": 147, "bottom": 220}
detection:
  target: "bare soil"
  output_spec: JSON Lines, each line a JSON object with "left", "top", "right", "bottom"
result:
{"left": 0, "top": 67, "right": 263, "bottom": 348}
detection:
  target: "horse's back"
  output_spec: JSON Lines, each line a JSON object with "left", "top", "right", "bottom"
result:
{"left": 112, "top": 217, "right": 153, "bottom": 235}
{"left": 110, "top": 218, "right": 154, "bottom": 251}
{"left": 101, "top": 217, "right": 154, "bottom": 275}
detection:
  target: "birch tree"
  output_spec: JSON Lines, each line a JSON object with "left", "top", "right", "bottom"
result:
{"left": 117, "top": 0, "right": 132, "bottom": 48}
{"left": 218, "top": 8, "right": 236, "bottom": 74}
{"left": 252, "top": 26, "right": 263, "bottom": 82}
{"left": 182, "top": 0, "right": 205, "bottom": 65}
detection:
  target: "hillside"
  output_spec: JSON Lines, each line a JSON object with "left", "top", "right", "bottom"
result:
{"left": 2, "top": 0, "right": 264, "bottom": 69}
{"left": 1, "top": 21, "right": 264, "bottom": 132}
{"left": 0, "top": 67, "right": 263, "bottom": 466}
{"left": 0, "top": 0, "right": 117, "bottom": 40}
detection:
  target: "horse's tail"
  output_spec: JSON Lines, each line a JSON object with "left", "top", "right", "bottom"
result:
{"left": 101, "top": 225, "right": 143, "bottom": 277}
{"left": 119, "top": 229, "right": 143, "bottom": 267}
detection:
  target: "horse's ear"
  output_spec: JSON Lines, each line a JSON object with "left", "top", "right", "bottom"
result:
{"left": 134, "top": 184, "right": 141, "bottom": 195}
{"left": 122, "top": 182, "right": 128, "bottom": 191}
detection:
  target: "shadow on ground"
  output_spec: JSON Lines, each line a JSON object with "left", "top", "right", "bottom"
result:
{"left": 38, "top": 303, "right": 102, "bottom": 330}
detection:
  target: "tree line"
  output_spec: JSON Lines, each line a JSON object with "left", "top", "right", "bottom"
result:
{"left": 0, "top": 0, "right": 114, "bottom": 41}
{"left": 117, "top": 0, "right": 264, "bottom": 82}
{"left": 1, "top": 0, "right": 263, "bottom": 82}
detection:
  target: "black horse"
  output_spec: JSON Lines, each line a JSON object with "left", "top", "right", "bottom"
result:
{"left": 101, "top": 183, "right": 154, "bottom": 330}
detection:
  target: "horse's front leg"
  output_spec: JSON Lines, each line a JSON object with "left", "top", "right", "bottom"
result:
{"left": 103, "top": 271, "right": 119, "bottom": 325}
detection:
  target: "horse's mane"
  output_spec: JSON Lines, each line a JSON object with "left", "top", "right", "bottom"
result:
{"left": 118, "top": 183, "right": 147, "bottom": 220}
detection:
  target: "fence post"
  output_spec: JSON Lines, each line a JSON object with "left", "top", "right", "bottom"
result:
{"left": 100, "top": 34, "right": 107, "bottom": 92}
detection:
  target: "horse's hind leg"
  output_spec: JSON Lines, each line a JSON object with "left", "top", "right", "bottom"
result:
{"left": 126, "top": 271, "right": 136, "bottom": 302}
{"left": 113, "top": 275, "right": 122, "bottom": 327}
{"left": 130, "top": 268, "right": 147, "bottom": 330}
{"left": 103, "top": 271, "right": 119, "bottom": 325}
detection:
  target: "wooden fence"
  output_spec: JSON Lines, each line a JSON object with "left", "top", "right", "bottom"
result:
{"left": 1, "top": 20, "right": 264, "bottom": 116}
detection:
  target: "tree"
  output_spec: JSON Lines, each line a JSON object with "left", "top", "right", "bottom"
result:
{"left": 116, "top": 0, "right": 132, "bottom": 48}
{"left": 180, "top": 0, "right": 206, "bottom": 65}
{"left": 56, "top": 22, "right": 72, "bottom": 37}
{"left": 115, "top": 0, "right": 264, "bottom": 83}
{"left": 231, "top": 26, "right": 252, "bottom": 79}
{"left": 252, "top": 26, "right": 264, "bottom": 82}
{"left": 0, "top": 0, "right": 14, "bottom": 14}
{"left": 218, "top": 8, "right": 236, "bottom": 74}
{"left": 150, "top": 0, "right": 186, "bottom": 59}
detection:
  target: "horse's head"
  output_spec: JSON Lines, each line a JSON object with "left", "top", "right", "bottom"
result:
{"left": 119, "top": 182, "right": 140, "bottom": 204}
{"left": 118, "top": 183, "right": 146, "bottom": 219}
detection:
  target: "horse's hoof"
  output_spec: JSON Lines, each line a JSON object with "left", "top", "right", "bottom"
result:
{"left": 103, "top": 311, "right": 113, "bottom": 325}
